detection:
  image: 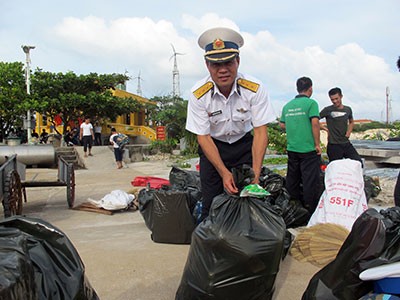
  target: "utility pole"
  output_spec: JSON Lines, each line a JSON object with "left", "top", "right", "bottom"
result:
{"left": 22, "top": 45, "right": 35, "bottom": 141}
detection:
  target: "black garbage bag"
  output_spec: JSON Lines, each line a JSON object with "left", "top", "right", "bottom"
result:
{"left": 259, "top": 167, "right": 310, "bottom": 228}
{"left": 302, "top": 207, "right": 400, "bottom": 300}
{"left": 169, "top": 166, "right": 201, "bottom": 190}
{"left": 0, "top": 216, "right": 98, "bottom": 300}
{"left": 168, "top": 166, "right": 202, "bottom": 214}
{"left": 231, "top": 164, "right": 255, "bottom": 191}
{"left": 175, "top": 193, "right": 286, "bottom": 300}
{"left": 138, "top": 187, "right": 196, "bottom": 244}
{"left": 259, "top": 167, "right": 285, "bottom": 197}
{"left": 364, "top": 175, "right": 381, "bottom": 201}
{"left": 0, "top": 227, "right": 37, "bottom": 300}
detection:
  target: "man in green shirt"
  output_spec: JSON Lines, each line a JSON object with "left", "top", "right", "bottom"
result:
{"left": 280, "top": 77, "right": 321, "bottom": 214}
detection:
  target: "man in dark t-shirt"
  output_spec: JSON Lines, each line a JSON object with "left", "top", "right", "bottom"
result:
{"left": 320, "top": 87, "right": 362, "bottom": 165}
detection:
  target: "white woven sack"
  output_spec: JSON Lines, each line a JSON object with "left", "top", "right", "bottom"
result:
{"left": 307, "top": 159, "right": 368, "bottom": 231}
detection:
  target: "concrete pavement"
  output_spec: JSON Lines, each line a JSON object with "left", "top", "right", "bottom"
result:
{"left": 2, "top": 145, "right": 321, "bottom": 300}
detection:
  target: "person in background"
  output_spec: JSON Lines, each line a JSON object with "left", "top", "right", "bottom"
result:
{"left": 31, "top": 129, "right": 39, "bottom": 139}
{"left": 79, "top": 116, "right": 94, "bottom": 157}
{"left": 279, "top": 76, "right": 321, "bottom": 214}
{"left": 94, "top": 122, "right": 102, "bottom": 146}
{"left": 39, "top": 129, "right": 49, "bottom": 144}
{"left": 109, "top": 128, "right": 123, "bottom": 169}
{"left": 185, "top": 27, "right": 276, "bottom": 220}
{"left": 319, "top": 87, "right": 362, "bottom": 165}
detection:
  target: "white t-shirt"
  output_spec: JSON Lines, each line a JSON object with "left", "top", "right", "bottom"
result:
{"left": 80, "top": 122, "right": 93, "bottom": 136}
{"left": 110, "top": 133, "right": 119, "bottom": 148}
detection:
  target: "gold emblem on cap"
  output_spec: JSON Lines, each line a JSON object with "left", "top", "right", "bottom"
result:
{"left": 213, "top": 39, "right": 225, "bottom": 50}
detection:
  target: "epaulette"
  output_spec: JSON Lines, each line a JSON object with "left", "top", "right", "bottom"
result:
{"left": 237, "top": 78, "right": 259, "bottom": 93}
{"left": 193, "top": 81, "right": 214, "bottom": 99}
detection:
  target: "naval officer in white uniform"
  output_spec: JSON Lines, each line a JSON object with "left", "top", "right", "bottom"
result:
{"left": 186, "top": 27, "right": 276, "bottom": 221}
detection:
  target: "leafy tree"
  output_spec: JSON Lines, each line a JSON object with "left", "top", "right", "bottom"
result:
{"left": 0, "top": 61, "right": 42, "bottom": 142}
{"left": 31, "top": 70, "right": 142, "bottom": 133}
{"left": 148, "top": 95, "right": 188, "bottom": 140}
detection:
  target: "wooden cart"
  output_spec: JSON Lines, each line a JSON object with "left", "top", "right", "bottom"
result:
{"left": 0, "top": 154, "right": 75, "bottom": 218}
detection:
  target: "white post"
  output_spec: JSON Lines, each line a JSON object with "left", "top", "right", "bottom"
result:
{"left": 22, "top": 45, "right": 35, "bottom": 142}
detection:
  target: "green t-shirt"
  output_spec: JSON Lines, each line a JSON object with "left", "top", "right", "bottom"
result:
{"left": 280, "top": 95, "right": 319, "bottom": 153}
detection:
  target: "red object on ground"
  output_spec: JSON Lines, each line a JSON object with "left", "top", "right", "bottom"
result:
{"left": 131, "top": 176, "right": 170, "bottom": 189}
{"left": 195, "top": 163, "right": 200, "bottom": 171}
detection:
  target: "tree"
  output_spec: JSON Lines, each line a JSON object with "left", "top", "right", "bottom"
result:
{"left": 147, "top": 95, "right": 188, "bottom": 139}
{"left": 0, "top": 61, "right": 40, "bottom": 142}
{"left": 31, "top": 70, "right": 142, "bottom": 133}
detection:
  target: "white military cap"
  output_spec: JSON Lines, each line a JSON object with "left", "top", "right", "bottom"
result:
{"left": 198, "top": 27, "right": 244, "bottom": 63}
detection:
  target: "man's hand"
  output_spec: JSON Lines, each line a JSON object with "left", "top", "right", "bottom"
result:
{"left": 221, "top": 171, "right": 238, "bottom": 195}
{"left": 315, "top": 145, "right": 322, "bottom": 155}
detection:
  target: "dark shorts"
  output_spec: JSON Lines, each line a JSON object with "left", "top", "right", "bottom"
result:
{"left": 114, "top": 147, "right": 123, "bottom": 162}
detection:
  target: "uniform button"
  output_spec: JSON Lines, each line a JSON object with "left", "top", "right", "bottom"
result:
{"left": 227, "top": 133, "right": 230, "bottom": 135}
{"left": 227, "top": 119, "right": 230, "bottom": 121}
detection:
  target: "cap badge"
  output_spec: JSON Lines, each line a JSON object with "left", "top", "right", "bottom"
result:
{"left": 213, "top": 39, "right": 225, "bottom": 50}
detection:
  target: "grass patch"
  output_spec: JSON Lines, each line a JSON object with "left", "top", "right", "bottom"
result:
{"left": 263, "top": 156, "right": 288, "bottom": 165}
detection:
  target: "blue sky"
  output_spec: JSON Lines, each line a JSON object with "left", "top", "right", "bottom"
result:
{"left": 1, "top": 0, "right": 399, "bottom": 121}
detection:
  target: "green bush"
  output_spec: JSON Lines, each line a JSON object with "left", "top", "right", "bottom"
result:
{"left": 149, "top": 138, "right": 178, "bottom": 154}
{"left": 267, "top": 124, "right": 287, "bottom": 154}
{"left": 352, "top": 121, "right": 389, "bottom": 132}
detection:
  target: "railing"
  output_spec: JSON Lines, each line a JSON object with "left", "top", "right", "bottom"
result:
{"left": 106, "top": 124, "right": 157, "bottom": 141}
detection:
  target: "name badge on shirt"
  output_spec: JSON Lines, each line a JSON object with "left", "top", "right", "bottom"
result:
{"left": 209, "top": 110, "right": 222, "bottom": 117}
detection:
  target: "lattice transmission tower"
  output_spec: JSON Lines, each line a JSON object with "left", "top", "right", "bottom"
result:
{"left": 170, "top": 44, "right": 184, "bottom": 97}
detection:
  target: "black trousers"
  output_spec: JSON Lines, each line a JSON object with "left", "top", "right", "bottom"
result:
{"left": 199, "top": 133, "right": 253, "bottom": 218}
{"left": 286, "top": 150, "right": 321, "bottom": 213}
{"left": 327, "top": 142, "right": 362, "bottom": 165}
{"left": 82, "top": 136, "right": 93, "bottom": 152}
{"left": 94, "top": 133, "right": 102, "bottom": 145}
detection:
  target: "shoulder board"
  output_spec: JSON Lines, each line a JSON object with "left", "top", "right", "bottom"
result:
{"left": 237, "top": 78, "right": 260, "bottom": 93}
{"left": 193, "top": 82, "right": 214, "bottom": 99}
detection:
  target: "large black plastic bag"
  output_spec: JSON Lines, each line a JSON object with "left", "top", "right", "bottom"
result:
{"left": 138, "top": 187, "right": 196, "bottom": 244}
{"left": 169, "top": 166, "right": 201, "bottom": 190}
{"left": 169, "top": 166, "right": 202, "bottom": 215}
{"left": 259, "top": 167, "right": 310, "bottom": 228}
{"left": 0, "top": 216, "right": 98, "bottom": 300}
{"left": 176, "top": 193, "right": 286, "bottom": 300}
{"left": 0, "top": 227, "right": 37, "bottom": 300}
{"left": 302, "top": 207, "right": 400, "bottom": 300}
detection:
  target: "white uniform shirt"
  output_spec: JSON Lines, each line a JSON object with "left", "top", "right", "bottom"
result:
{"left": 186, "top": 73, "right": 276, "bottom": 144}
{"left": 80, "top": 122, "right": 93, "bottom": 136}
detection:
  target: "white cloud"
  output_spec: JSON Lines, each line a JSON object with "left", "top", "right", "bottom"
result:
{"left": 4, "top": 8, "right": 398, "bottom": 121}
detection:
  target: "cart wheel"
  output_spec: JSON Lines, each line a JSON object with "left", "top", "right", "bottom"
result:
{"left": 66, "top": 164, "right": 75, "bottom": 208}
{"left": 2, "top": 170, "right": 23, "bottom": 218}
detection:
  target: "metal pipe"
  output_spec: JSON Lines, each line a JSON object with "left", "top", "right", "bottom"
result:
{"left": 0, "top": 145, "right": 55, "bottom": 166}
